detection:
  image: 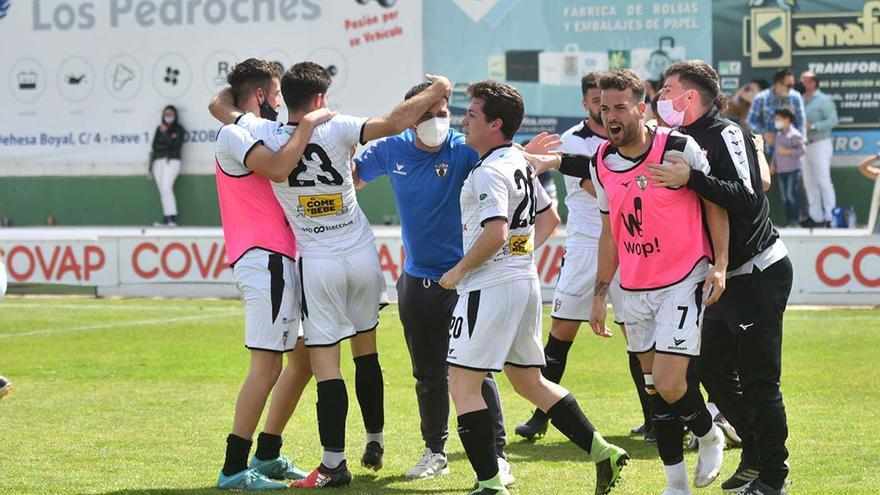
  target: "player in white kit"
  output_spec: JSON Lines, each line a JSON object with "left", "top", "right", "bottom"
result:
{"left": 439, "top": 80, "right": 627, "bottom": 495}
{"left": 210, "top": 62, "right": 452, "bottom": 488}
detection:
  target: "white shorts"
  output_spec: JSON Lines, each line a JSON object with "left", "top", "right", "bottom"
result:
{"left": 299, "top": 245, "right": 388, "bottom": 347}
{"left": 232, "top": 249, "right": 302, "bottom": 353}
{"left": 622, "top": 280, "right": 705, "bottom": 356}
{"left": 551, "top": 246, "right": 626, "bottom": 324}
{"left": 447, "top": 278, "right": 545, "bottom": 372}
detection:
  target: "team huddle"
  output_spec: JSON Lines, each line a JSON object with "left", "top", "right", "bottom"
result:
{"left": 209, "top": 57, "right": 793, "bottom": 495}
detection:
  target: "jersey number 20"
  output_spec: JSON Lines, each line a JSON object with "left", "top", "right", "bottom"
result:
{"left": 287, "top": 144, "right": 344, "bottom": 187}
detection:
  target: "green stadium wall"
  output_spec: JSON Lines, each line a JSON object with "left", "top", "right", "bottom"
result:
{"left": 0, "top": 169, "right": 875, "bottom": 228}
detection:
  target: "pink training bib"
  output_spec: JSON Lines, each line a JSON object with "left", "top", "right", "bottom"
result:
{"left": 215, "top": 162, "right": 297, "bottom": 265}
{"left": 596, "top": 131, "right": 712, "bottom": 290}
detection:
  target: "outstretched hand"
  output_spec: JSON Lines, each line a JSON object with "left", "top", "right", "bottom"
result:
{"left": 524, "top": 132, "right": 563, "bottom": 156}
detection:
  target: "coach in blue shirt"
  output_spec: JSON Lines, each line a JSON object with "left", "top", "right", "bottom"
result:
{"left": 355, "top": 83, "right": 514, "bottom": 482}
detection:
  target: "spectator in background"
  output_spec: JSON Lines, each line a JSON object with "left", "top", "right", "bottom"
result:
{"left": 770, "top": 108, "right": 806, "bottom": 226}
{"left": 723, "top": 79, "right": 768, "bottom": 132}
{"left": 799, "top": 71, "right": 839, "bottom": 228}
{"left": 150, "top": 105, "right": 185, "bottom": 227}
{"left": 857, "top": 153, "right": 880, "bottom": 234}
{"left": 746, "top": 69, "right": 806, "bottom": 156}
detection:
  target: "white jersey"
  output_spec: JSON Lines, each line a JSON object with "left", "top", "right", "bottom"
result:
{"left": 458, "top": 144, "right": 551, "bottom": 293}
{"left": 559, "top": 119, "right": 606, "bottom": 248}
{"left": 236, "top": 112, "right": 375, "bottom": 258}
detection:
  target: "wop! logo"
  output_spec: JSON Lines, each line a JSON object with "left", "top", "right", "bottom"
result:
{"left": 0, "top": 0, "right": 10, "bottom": 21}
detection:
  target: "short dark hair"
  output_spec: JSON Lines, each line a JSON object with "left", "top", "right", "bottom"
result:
{"left": 281, "top": 61, "right": 332, "bottom": 112}
{"left": 467, "top": 80, "right": 524, "bottom": 139}
{"left": 773, "top": 68, "right": 793, "bottom": 84}
{"left": 226, "top": 58, "right": 280, "bottom": 105}
{"left": 581, "top": 71, "right": 604, "bottom": 96}
{"left": 802, "top": 72, "right": 820, "bottom": 86}
{"left": 405, "top": 82, "right": 431, "bottom": 100}
{"left": 774, "top": 107, "right": 795, "bottom": 121}
{"left": 598, "top": 69, "right": 645, "bottom": 103}
{"left": 663, "top": 60, "right": 724, "bottom": 109}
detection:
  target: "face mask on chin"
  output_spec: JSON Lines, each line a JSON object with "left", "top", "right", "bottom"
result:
{"left": 259, "top": 99, "right": 279, "bottom": 121}
{"left": 657, "top": 91, "right": 691, "bottom": 128}
{"left": 415, "top": 117, "right": 450, "bottom": 147}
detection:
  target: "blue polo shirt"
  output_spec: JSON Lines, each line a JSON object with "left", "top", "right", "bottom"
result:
{"left": 356, "top": 129, "right": 478, "bottom": 280}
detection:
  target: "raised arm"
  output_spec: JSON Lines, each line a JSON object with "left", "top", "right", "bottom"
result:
{"left": 360, "top": 75, "right": 452, "bottom": 143}
{"left": 209, "top": 87, "right": 243, "bottom": 125}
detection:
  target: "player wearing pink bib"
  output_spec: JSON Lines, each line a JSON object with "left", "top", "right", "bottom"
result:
{"left": 212, "top": 58, "right": 335, "bottom": 491}
{"left": 588, "top": 70, "right": 730, "bottom": 495}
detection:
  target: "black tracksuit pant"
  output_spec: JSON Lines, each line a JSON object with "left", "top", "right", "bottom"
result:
{"left": 397, "top": 272, "right": 507, "bottom": 456}
{"left": 699, "top": 256, "right": 793, "bottom": 489}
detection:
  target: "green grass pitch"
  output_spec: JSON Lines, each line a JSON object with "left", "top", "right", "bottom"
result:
{"left": 0, "top": 298, "right": 878, "bottom": 494}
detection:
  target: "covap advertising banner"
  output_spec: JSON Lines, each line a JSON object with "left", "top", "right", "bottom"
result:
{"left": 713, "top": 0, "right": 880, "bottom": 157}
{"left": 424, "top": 0, "right": 713, "bottom": 135}
{"left": 0, "top": 0, "right": 421, "bottom": 176}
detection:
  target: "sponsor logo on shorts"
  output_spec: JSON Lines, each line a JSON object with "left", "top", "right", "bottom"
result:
{"left": 508, "top": 235, "right": 533, "bottom": 256}
{"left": 297, "top": 193, "right": 345, "bottom": 218}
{"left": 282, "top": 330, "right": 289, "bottom": 347}
{"left": 554, "top": 298, "right": 562, "bottom": 312}
{"left": 668, "top": 337, "right": 688, "bottom": 351}
{"left": 302, "top": 220, "right": 354, "bottom": 234}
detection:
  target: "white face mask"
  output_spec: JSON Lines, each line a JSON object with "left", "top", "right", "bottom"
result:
{"left": 657, "top": 91, "right": 691, "bottom": 127}
{"left": 163, "top": 115, "right": 175, "bottom": 125}
{"left": 415, "top": 117, "right": 450, "bottom": 147}
{"left": 774, "top": 120, "right": 786, "bottom": 131}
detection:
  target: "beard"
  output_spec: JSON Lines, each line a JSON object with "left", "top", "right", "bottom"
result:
{"left": 607, "top": 120, "right": 641, "bottom": 148}
{"left": 589, "top": 110, "right": 603, "bottom": 126}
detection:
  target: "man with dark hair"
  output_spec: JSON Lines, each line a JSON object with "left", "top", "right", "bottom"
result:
{"left": 746, "top": 68, "right": 806, "bottom": 156}
{"left": 210, "top": 56, "right": 335, "bottom": 490}
{"left": 211, "top": 62, "right": 452, "bottom": 488}
{"left": 353, "top": 82, "right": 518, "bottom": 484}
{"left": 799, "top": 70, "right": 839, "bottom": 227}
{"left": 515, "top": 71, "right": 655, "bottom": 445}
{"left": 440, "top": 79, "right": 628, "bottom": 495}
{"left": 652, "top": 60, "right": 795, "bottom": 495}
{"left": 590, "top": 69, "right": 729, "bottom": 495}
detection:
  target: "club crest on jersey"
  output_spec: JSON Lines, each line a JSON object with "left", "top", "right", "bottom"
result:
{"left": 635, "top": 173, "right": 649, "bottom": 190}
{"left": 435, "top": 162, "right": 449, "bottom": 177}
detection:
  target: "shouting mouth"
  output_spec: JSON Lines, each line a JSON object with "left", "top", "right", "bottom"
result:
{"left": 608, "top": 123, "right": 623, "bottom": 137}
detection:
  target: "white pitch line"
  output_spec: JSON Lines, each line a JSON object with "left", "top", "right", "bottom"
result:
{"left": 0, "top": 302, "right": 236, "bottom": 312}
{"left": 0, "top": 311, "right": 241, "bottom": 339}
